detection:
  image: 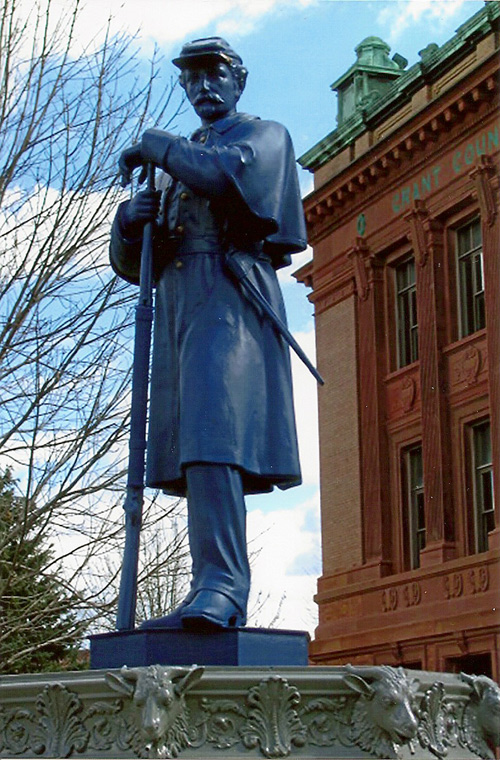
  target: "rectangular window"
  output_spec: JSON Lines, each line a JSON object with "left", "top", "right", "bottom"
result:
{"left": 457, "top": 218, "right": 485, "bottom": 337}
{"left": 402, "top": 445, "right": 425, "bottom": 570}
{"left": 445, "top": 653, "right": 492, "bottom": 679}
{"left": 395, "top": 257, "right": 418, "bottom": 368}
{"left": 471, "top": 420, "right": 495, "bottom": 553}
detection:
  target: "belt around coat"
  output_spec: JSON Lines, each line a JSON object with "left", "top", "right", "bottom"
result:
{"left": 168, "top": 234, "right": 264, "bottom": 258}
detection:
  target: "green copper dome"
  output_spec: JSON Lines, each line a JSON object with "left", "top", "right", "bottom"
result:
{"left": 331, "top": 36, "right": 407, "bottom": 125}
{"left": 355, "top": 36, "right": 396, "bottom": 67}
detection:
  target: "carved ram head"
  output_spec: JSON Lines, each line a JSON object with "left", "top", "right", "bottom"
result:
{"left": 343, "top": 664, "right": 420, "bottom": 759}
{"left": 106, "top": 664, "right": 204, "bottom": 758}
{"left": 461, "top": 672, "right": 500, "bottom": 759}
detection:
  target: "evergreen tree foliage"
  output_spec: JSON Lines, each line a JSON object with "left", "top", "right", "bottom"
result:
{"left": 0, "top": 470, "right": 83, "bottom": 673}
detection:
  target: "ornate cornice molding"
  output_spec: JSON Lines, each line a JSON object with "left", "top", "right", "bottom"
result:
{"left": 304, "top": 67, "right": 498, "bottom": 242}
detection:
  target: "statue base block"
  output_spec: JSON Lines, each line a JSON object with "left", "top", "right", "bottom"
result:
{"left": 89, "top": 626, "right": 309, "bottom": 668}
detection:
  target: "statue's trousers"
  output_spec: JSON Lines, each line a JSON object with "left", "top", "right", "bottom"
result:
{"left": 185, "top": 463, "right": 250, "bottom": 614}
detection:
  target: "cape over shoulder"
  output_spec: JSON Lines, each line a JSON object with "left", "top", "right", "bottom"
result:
{"left": 213, "top": 114, "right": 308, "bottom": 266}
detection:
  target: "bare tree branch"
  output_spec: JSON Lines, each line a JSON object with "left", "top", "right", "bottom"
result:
{"left": 0, "top": 0, "right": 187, "bottom": 670}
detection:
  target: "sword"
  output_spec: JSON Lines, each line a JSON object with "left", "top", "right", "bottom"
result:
{"left": 225, "top": 253, "right": 324, "bottom": 386}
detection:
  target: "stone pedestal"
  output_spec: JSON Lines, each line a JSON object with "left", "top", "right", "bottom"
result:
{"left": 89, "top": 627, "right": 309, "bottom": 668}
{"left": 0, "top": 664, "right": 498, "bottom": 759}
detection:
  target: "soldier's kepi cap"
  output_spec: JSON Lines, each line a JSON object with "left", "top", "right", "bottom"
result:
{"left": 172, "top": 37, "right": 243, "bottom": 69}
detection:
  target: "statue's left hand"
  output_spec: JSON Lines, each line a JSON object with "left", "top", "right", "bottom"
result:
{"left": 118, "top": 144, "right": 147, "bottom": 188}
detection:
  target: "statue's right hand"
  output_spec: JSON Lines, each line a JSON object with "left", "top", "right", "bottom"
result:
{"left": 118, "top": 144, "right": 145, "bottom": 187}
{"left": 121, "top": 190, "right": 161, "bottom": 233}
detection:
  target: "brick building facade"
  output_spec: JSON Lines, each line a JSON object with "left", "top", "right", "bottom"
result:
{"left": 296, "top": 3, "right": 500, "bottom": 679}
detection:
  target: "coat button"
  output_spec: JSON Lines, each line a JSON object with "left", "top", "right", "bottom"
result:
{"left": 180, "top": 192, "right": 189, "bottom": 201}
{"left": 199, "top": 134, "right": 207, "bottom": 143}
{"left": 176, "top": 224, "right": 184, "bottom": 234}
{"left": 175, "top": 259, "right": 183, "bottom": 269}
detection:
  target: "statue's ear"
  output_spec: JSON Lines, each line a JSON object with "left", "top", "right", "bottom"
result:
{"left": 234, "top": 66, "right": 248, "bottom": 97}
{"left": 343, "top": 674, "right": 374, "bottom": 699}
{"left": 241, "top": 70, "right": 248, "bottom": 93}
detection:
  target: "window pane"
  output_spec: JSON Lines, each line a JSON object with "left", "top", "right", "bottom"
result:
{"left": 396, "top": 257, "right": 418, "bottom": 368}
{"left": 416, "top": 491, "right": 426, "bottom": 552}
{"left": 474, "top": 252, "right": 483, "bottom": 292}
{"left": 411, "top": 447, "right": 423, "bottom": 486}
{"left": 475, "top": 294, "right": 485, "bottom": 332}
{"left": 481, "top": 471, "right": 493, "bottom": 512}
{"left": 475, "top": 422, "right": 492, "bottom": 465}
{"left": 411, "top": 289, "right": 418, "bottom": 327}
{"left": 472, "top": 219, "right": 481, "bottom": 248}
{"left": 459, "top": 256, "right": 474, "bottom": 335}
{"left": 403, "top": 445, "right": 425, "bottom": 570}
{"left": 457, "top": 219, "right": 484, "bottom": 337}
{"left": 472, "top": 421, "right": 494, "bottom": 553}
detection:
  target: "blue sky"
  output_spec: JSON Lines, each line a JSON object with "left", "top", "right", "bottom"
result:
{"left": 124, "top": 1, "right": 487, "bottom": 162}
{"left": 49, "top": 0, "right": 487, "bottom": 631}
{"left": 70, "top": 1, "right": 486, "bottom": 171}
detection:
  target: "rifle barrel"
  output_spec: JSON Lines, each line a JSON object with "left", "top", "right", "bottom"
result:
{"left": 116, "top": 163, "right": 156, "bottom": 631}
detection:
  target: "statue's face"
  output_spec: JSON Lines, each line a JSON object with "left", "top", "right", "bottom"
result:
{"left": 183, "top": 61, "right": 241, "bottom": 124}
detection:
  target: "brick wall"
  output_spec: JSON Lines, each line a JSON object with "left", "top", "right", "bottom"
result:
{"left": 317, "top": 295, "right": 362, "bottom": 575}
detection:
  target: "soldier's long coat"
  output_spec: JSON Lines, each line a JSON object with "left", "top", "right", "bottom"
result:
{"left": 110, "top": 112, "right": 307, "bottom": 497}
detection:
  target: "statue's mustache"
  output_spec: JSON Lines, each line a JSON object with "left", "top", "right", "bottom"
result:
{"left": 195, "top": 93, "right": 224, "bottom": 105}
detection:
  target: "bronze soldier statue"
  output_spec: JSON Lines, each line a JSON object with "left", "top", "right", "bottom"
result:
{"left": 111, "top": 37, "right": 307, "bottom": 631}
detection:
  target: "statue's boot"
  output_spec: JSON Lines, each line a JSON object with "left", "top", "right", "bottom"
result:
{"left": 181, "top": 589, "right": 246, "bottom": 631}
{"left": 181, "top": 463, "right": 250, "bottom": 630}
{"left": 139, "top": 590, "right": 196, "bottom": 629}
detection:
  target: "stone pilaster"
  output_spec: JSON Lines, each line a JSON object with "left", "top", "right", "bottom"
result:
{"left": 348, "top": 238, "right": 391, "bottom": 574}
{"left": 406, "top": 201, "right": 456, "bottom": 566}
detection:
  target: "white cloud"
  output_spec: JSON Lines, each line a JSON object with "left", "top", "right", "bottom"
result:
{"left": 377, "top": 0, "right": 469, "bottom": 42}
{"left": 124, "top": 0, "right": 319, "bottom": 47}
{"left": 20, "top": 0, "right": 319, "bottom": 58}
{"left": 247, "top": 492, "right": 320, "bottom": 632}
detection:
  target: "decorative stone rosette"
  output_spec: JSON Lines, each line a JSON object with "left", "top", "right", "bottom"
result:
{"left": 0, "top": 666, "right": 498, "bottom": 758}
